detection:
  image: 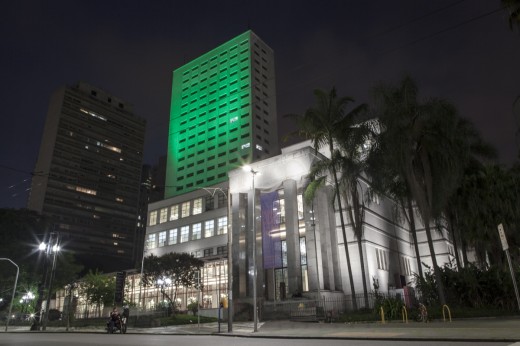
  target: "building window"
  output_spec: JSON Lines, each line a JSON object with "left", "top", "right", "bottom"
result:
{"left": 149, "top": 211, "right": 157, "bottom": 226}
{"left": 274, "top": 191, "right": 285, "bottom": 225}
{"left": 204, "top": 248, "right": 214, "bottom": 257}
{"left": 168, "top": 229, "right": 178, "bottom": 245}
{"left": 376, "top": 248, "right": 388, "bottom": 271}
{"left": 146, "top": 233, "right": 156, "bottom": 249}
{"left": 192, "top": 223, "right": 202, "bottom": 240}
{"left": 217, "top": 217, "right": 227, "bottom": 235}
{"left": 282, "top": 240, "right": 288, "bottom": 267}
{"left": 193, "top": 198, "right": 202, "bottom": 215}
{"left": 205, "top": 195, "right": 214, "bottom": 211}
{"left": 401, "top": 256, "right": 412, "bottom": 276}
{"left": 217, "top": 246, "right": 228, "bottom": 255}
{"left": 180, "top": 226, "right": 189, "bottom": 243}
{"left": 297, "top": 194, "right": 304, "bottom": 220}
{"left": 159, "top": 208, "right": 168, "bottom": 224}
{"left": 158, "top": 231, "right": 166, "bottom": 247}
{"left": 217, "top": 193, "right": 226, "bottom": 208}
{"left": 170, "top": 205, "right": 179, "bottom": 221}
{"left": 181, "top": 201, "right": 190, "bottom": 218}
{"left": 205, "top": 220, "right": 214, "bottom": 238}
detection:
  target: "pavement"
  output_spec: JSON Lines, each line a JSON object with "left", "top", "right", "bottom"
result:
{"left": 3, "top": 317, "right": 520, "bottom": 342}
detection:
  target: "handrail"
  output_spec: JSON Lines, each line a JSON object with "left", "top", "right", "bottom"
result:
{"left": 401, "top": 306, "right": 408, "bottom": 323}
{"left": 379, "top": 306, "right": 385, "bottom": 324}
{"left": 442, "top": 304, "right": 452, "bottom": 322}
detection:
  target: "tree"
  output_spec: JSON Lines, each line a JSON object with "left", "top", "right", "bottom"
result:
{"left": 452, "top": 164, "right": 520, "bottom": 268}
{"left": 502, "top": 0, "right": 520, "bottom": 32}
{"left": 78, "top": 269, "right": 115, "bottom": 318}
{"left": 289, "top": 88, "right": 367, "bottom": 307}
{"left": 370, "top": 77, "right": 472, "bottom": 306}
{"left": 142, "top": 252, "right": 204, "bottom": 315}
{"left": 366, "top": 127, "right": 425, "bottom": 280}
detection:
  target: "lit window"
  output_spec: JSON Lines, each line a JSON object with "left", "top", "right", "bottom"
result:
{"left": 193, "top": 198, "right": 202, "bottom": 215}
{"left": 256, "top": 144, "right": 263, "bottom": 151}
{"left": 192, "top": 223, "right": 201, "bottom": 240}
{"left": 168, "top": 229, "right": 178, "bottom": 245}
{"left": 181, "top": 202, "right": 190, "bottom": 218}
{"left": 230, "top": 116, "right": 238, "bottom": 123}
{"left": 180, "top": 226, "right": 189, "bottom": 243}
{"left": 146, "top": 234, "right": 156, "bottom": 249}
{"left": 116, "top": 197, "right": 124, "bottom": 203}
{"left": 376, "top": 248, "right": 388, "bottom": 271}
{"left": 159, "top": 208, "right": 168, "bottom": 224}
{"left": 205, "top": 220, "right": 214, "bottom": 238}
{"left": 241, "top": 143, "right": 250, "bottom": 149}
{"left": 170, "top": 205, "right": 179, "bottom": 221}
{"left": 75, "top": 186, "right": 97, "bottom": 196}
{"left": 80, "top": 108, "right": 107, "bottom": 121}
{"left": 297, "top": 194, "right": 304, "bottom": 220}
{"left": 158, "top": 231, "right": 166, "bottom": 247}
{"left": 149, "top": 211, "right": 158, "bottom": 226}
{"left": 217, "top": 217, "right": 227, "bottom": 235}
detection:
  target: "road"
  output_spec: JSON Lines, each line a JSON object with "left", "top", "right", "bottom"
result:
{"left": 0, "top": 334, "right": 514, "bottom": 346}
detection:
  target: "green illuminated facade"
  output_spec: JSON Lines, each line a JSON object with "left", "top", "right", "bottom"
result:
{"left": 166, "top": 31, "right": 279, "bottom": 197}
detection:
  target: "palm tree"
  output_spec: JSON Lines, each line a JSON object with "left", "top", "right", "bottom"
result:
{"left": 289, "top": 88, "right": 367, "bottom": 308}
{"left": 366, "top": 130, "right": 425, "bottom": 280}
{"left": 502, "top": 0, "right": 520, "bottom": 32}
{"left": 335, "top": 120, "right": 374, "bottom": 308}
{"left": 443, "top": 120, "right": 497, "bottom": 269}
{"left": 371, "top": 77, "right": 470, "bottom": 306}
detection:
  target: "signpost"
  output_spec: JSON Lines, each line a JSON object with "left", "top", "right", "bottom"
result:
{"left": 497, "top": 223, "right": 520, "bottom": 311}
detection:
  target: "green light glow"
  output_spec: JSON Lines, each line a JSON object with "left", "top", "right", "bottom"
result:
{"left": 166, "top": 31, "right": 254, "bottom": 197}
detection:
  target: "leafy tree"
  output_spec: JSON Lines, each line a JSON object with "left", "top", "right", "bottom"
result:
{"left": 142, "top": 252, "right": 204, "bottom": 315}
{"left": 78, "top": 269, "right": 115, "bottom": 317}
{"left": 289, "top": 88, "right": 367, "bottom": 308}
{"left": 452, "top": 164, "right": 520, "bottom": 268}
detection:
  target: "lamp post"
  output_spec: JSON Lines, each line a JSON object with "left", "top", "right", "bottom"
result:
{"left": 138, "top": 248, "right": 148, "bottom": 316}
{"left": 243, "top": 165, "right": 259, "bottom": 332}
{"left": 39, "top": 232, "right": 60, "bottom": 331}
{"left": 0, "top": 257, "right": 19, "bottom": 332}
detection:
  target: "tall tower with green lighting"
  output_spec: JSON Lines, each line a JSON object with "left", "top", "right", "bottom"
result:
{"left": 166, "top": 31, "right": 279, "bottom": 197}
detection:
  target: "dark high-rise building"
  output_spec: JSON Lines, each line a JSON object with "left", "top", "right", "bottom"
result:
{"left": 165, "top": 30, "right": 279, "bottom": 198}
{"left": 28, "top": 82, "right": 146, "bottom": 272}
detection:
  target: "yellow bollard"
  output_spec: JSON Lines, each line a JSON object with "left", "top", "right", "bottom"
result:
{"left": 442, "top": 304, "right": 452, "bottom": 322}
{"left": 401, "top": 306, "right": 408, "bottom": 323}
{"left": 380, "top": 306, "right": 385, "bottom": 324}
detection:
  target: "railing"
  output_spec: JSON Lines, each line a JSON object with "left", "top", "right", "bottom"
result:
{"left": 262, "top": 292, "right": 422, "bottom": 322}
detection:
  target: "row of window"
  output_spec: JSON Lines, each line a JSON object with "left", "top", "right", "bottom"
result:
{"left": 376, "top": 249, "right": 413, "bottom": 276}
{"left": 181, "top": 39, "right": 250, "bottom": 82}
{"left": 149, "top": 194, "right": 226, "bottom": 226}
{"left": 146, "top": 216, "right": 228, "bottom": 248}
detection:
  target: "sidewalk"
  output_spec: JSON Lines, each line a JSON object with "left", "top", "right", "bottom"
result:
{"left": 4, "top": 318, "right": 520, "bottom": 342}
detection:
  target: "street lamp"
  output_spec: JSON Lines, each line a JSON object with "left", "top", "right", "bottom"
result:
{"left": 20, "top": 292, "right": 35, "bottom": 314}
{"left": 0, "top": 258, "right": 19, "bottom": 332}
{"left": 242, "top": 165, "right": 259, "bottom": 332}
{"left": 39, "top": 232, "right": 61, "bottom": 331}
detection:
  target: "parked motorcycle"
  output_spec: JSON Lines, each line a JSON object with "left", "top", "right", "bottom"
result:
{"left": 106, "top": 313, "right": 127, "bottom": 334}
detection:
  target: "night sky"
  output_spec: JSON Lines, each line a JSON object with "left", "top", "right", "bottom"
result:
{"left": 1, "top": 0, "right": 519, "bottom": 209}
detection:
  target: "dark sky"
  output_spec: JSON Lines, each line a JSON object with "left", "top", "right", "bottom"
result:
{"left": 1, "top": 0, "right": 519, "bottom": 209}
